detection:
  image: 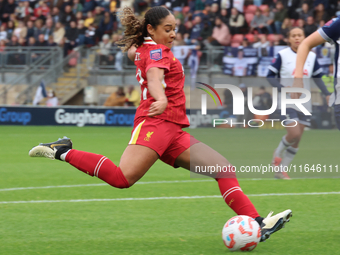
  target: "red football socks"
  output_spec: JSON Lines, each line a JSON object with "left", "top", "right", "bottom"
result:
{"left": 65, "top": 149, "right": 130, "bottom": 189}
{"left": 216, "top": 174, "right": 260, "bottom": 219}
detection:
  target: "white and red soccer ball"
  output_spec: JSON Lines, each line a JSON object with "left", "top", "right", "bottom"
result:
{"left": 222, "top": 215, "right": 261, "bottom": 252}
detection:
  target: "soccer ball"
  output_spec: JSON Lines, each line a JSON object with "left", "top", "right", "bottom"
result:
{"left": 222, "top": 215, "right": 261, "bottom": 252}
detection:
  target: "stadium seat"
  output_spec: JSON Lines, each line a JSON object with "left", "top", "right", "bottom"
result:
{"left": 257, "top": 34, "right": 266, "bottom": 40}
{"left": 232, "top": 34, "right": 244, "bottom": 43}
{"left": 245, "top": 13, "right": 254, "bottom": 25}
{"left": 259, "top": 4, "right": 269, "bottom": 12}
{"left": 245, "top": 33, "right": 254, "bottom": 42}
{"left": 245, "top": 5, "right": 257, "bottom": 14}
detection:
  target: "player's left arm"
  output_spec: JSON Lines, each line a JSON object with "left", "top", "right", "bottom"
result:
{"left": 146, "top": 67, "right": 168, "bottom": 116}
{"left": 128, "top": 45, "right": 137, "bottom": 62}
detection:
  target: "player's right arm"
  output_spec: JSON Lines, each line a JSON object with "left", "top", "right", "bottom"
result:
{"left": 295, "top": 17, "right": 340, "bottom": 79}
{"left": 146, "top": 67, "right": 168, "bottom": 117}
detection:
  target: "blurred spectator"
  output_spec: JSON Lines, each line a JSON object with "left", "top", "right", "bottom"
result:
{"left": 176, "top": 18, "right": 187, "bottom": 35}
{"left": 43, "top": 19, "right": 54, "bottom": 40}
{"left": 36, "top": 33, "right": 48, "bottom": 46}
{"left": 84, "top": 23, "right": 96, "bottom": 45}
{"left": 111, "top": 33, "right": 123, "bottom": 70}
{"left": 6, "top": 20, "right": 15, "bottom": 41}
{"left": 63, "top": 20, "right": 78, "bottom": 56}
{"left": 47, "top": 35, "right": 57, "bottom": 46}
{"left": 53, "top": 21, "right": 65, "bottom": 45}
{"left": 272, "top": 34, "right": 286, "bottom": 46}
{"left": 314, "top": 3, "right": 330, "bottom": 24}
{"left": 75, "top": 11, "right": 83, "bottom": 23}
{"left": 173, "top": 8, "right": 184, "bottom": 23}
{"left": 72, "top": 0, "right": 83, "bottom": 14}
{"left": 253, "top": 86, "right": 272, "bottom": 110}
{"left": 33, "top": 19, "right": 45, "bottom": 40}
{"left": 98, "top": 34, "right": 113, "bottom": 65}
{"left": 0, "top": 24, "right": 8, "bottom": 42}
{"left": 28, "top": 36, "right": 36, "bottom": 47}
{"left": 280, "top": 18, "right": 292, "bottom": 37}
{"left": 35, "top": 8, "right": 47, "bottom": 23}
{"left": 98, "top": 11, "right": 114, "bottom": 39}
{"left": 318, "top": 19, "right": 325, "bottom": 28}
{"left": 207, "top": 3, "right": 220, "bottom": 25}
{"left": 92, "top": 6, "right": 104, "bottom": 28}
{"left": 274, "top": 1, "right": 287, "bottom": 34}
{"left": 7, "top": 34, "right": 19, "bottom": 46}
{"left": 110, "top": 0, "right": 118, "bottom": 14}
{"left": 76, "top": 20, "right": 86, "bottom": 45}
{"left": 15, "top": 1, "right": 33, "bottom": 21}
{"left": 285, "top": 0, "right": 300, "bottom": 19}
{"left": 51, "top": 6, "right": 61, "bottom": 24}
{"left": 304, "top": 16, "right": 317, "bottom": 37}
{"left": 46, "top": 90, "right": 59, "bottom": 106}
{"left": 219, "top": 8, "right": 229, "bottom": 26}
{"left": 211, "top": 16, "right": 231, "bottom": 46}
{"left": 26, "top": 20, "right": 35, "bottom": 41}
{"left": 60, "top": 5, "right": 76, "bottom": 26}
{"left": 253, "top": 35, "right": 269, "bottom": 49}
{"left": 125, "top": 85, "right": 140, "bottom": 107}
{"left": 298, "top": 2, "right": 313, "bottom": 22}
{"left": 229, "top": 8, "right": 245, "bottom": 35}
{"left": 0, "top": 40, "right": 6, "bottom": 51}
{"left": 195, "top": 0, "right": 206, "bottom": 11}
{"left": 82, "top": 0, "right": 95, "bottom": 14}
{"left": 84, "top": 11, "right": 94, "bottom": 27}
{"left": 263, "top": 7, "right": 275, "bottom": 34}
{"left": 200, "top": 20, "right": 213, "bottom": 40}
{"left": 250, "top": 8, "right": 268, "bottom": 34}
{"left": 297, "top": 18, "right": 305, "bottom": 30}
{"left": 34, "top": 1, "right": 50, "bottom": 18}
{"left": 18, "top": 37, "right": 26, "bottom": 46}
{"left": 190, "top": 16, "right": 203, "bottom": 40}
{"left": 103, "top": 86, "right": 126, "bottom": 106}
{"left": 2, "top": 0, "right": 16, "bottom": 23}
{"left": 133, "top": 0, "right": 148, "bottom": 15}
{"left": 13, "top": 21, "right": 27, "bottom": 39}
{"left": 241, "top": 38, "right": 250, "bottom": 47}
{"left": 233, "top": 50, "right": 247, "bottom": 76}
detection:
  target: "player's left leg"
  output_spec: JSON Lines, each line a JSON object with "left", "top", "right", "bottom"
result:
{"left": 174, "top": 142, "right": 292, "bottom": 242}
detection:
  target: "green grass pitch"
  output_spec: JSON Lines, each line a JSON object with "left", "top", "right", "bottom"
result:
{"left": 0, "top": 126, "right": 339, "bottom": 254}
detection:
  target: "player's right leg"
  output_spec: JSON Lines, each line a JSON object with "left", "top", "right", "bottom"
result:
{"left": 29, "top": 137, "right": 159, "bottom": 188}
{"left": 175, "top": 142, "right": 292, "bottom": 242}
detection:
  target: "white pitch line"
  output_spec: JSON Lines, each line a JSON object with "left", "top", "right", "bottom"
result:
{"left": 0, "top": 191, "right": 340, "bottom": 205}
{"left": 0, "top": 180, "right": 215, "bottom": 192}
{"left": 0, "top": 177, "right": 329, "bottom": 192}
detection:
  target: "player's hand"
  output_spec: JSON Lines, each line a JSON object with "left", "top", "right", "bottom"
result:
{"left": 148, "top": 98, "right": 168, "bottom": 117}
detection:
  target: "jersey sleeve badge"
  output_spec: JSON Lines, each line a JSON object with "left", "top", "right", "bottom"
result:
{"left": 150, "top": 49, "right": 162, "bottom": 61}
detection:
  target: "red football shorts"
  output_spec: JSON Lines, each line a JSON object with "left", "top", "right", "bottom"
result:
{"left": 129, "top": 117, "right": 200, "bottom": 167}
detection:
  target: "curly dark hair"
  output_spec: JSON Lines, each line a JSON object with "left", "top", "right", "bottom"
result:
{"left": 116, "top": 6, "right": 171, "bottom": 52}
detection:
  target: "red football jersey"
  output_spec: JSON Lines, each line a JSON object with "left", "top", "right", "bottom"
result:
{"left": 134, "top": 37, "right": 189, "bottom": 127}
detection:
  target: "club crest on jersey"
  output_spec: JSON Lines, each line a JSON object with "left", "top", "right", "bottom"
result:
{"left": 150, "top": 49, "right": 162, "bottom": 61}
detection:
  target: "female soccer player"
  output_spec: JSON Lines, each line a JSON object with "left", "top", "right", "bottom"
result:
{"left": 293, "top": 16, "right": 340, "bottom": 130}
{"left": 267, "top": 27, "right": 331, "bottom": 179}
{"left": 29, "top": 6, "right": 291, "bottom": 242}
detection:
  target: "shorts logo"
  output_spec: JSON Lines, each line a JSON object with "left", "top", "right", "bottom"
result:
{"left": 150, "top": 49, "right": 162, "bottom": 61}
{"left": 144, "top": 131, "right": 154, "bottom": 141}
